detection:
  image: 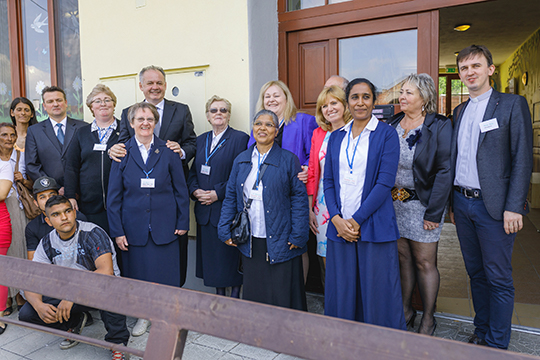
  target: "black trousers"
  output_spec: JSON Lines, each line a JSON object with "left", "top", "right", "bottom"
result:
{"left": 179, "top": 233, "right": 188, "bottom": 287}
{"left": 19, "top": 296, "right": 130, "bottom": 345}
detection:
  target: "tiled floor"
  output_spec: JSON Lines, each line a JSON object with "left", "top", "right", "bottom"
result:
{"left": 437, "top": 211, "right": 540, "bottom": 328}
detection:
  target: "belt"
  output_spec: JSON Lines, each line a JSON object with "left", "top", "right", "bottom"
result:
{"left": 391, "top": 187, "right": 419, "bottom": 202}
{"left": 454, "top": 186, "right": 482, "bottom": 199}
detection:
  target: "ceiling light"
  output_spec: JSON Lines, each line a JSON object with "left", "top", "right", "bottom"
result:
{"left": 454, "top": 52, "right": 459, "bottom": 56}
{"left": 454, "top": 24, "right": 471, "bottom": 32}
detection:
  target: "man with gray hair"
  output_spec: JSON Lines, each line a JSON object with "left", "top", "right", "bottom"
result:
{"left": 109, "top": 66, "right": 196, "bottom": 327}
{"left": 324, "top": 75, "right": 349, "bottom": 91}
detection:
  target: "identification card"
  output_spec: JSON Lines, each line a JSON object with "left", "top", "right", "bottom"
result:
{"left": 343, "top": 173, "right": 357, "bottom": 186}
{"left": 141, "top": 178, "right": 155, "bottom": 188}
{"left": 201, "top": 164, "right": 211, "bottom": 175}
{"left": 93, "top": 143, "right": 107, "bottom": 151}
{"left": 479, "top": 118, "right": 499, "bottom": 133}
{"left": 249, "top": 186, "right": 263, "bottom": 201}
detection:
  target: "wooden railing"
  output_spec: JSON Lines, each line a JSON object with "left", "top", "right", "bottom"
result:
{"left": 0, "top": 256, "right": 537, "bottom": 360}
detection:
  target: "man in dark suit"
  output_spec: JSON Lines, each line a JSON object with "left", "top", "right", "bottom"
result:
{"left": 450, "top": 45, "right": 533, "bottom": 349}
{"left": 109, "top": 66, "right": 196, "bottom": 289}
{"left": 25, "top": 86, "right": 86, "bottom": 195}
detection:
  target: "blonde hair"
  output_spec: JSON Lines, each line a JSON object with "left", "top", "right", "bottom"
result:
{"left": 315, "top": 86, "right": 352, "bottom": 132}
{"left": 86, "top": 84, "right": 117, "bottom": 116}
{"left": 256, "top": 80, "right": 297, "bottom": 125}
{"left": 401, "top": 74, "right": 437, "bottom": 114}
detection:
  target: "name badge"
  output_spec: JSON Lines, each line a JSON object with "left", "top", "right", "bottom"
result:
{"left": 141, "top": 178, "right": 155, "bottom": 188}
{"left": 343, "top": 173, "right": 357, "bottom": 186}
{"left": 201, "top": 164, "right": 211, "bottom": 175}
{"left": 479, "top": 118, "right": 499, "bottom": 133}
{"left": 249, "top": 186, "right": 263, "bottom": 201}
{"left": 93, "top": 144, "right": 107, "bottom": 151}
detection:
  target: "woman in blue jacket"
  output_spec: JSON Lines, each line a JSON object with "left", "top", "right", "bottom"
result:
{"left": 218, "top": 109, "right": 309, "bottom": 310}
{"left": 324, "top": 78, "right": 406, "bottom": 330}
{"left": 107, "top": 102, "right": 189, "bottom": 335}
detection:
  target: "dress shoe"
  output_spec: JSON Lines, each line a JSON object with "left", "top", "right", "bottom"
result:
{"left": 0, "top": 323, "right": 7, "bottom": 335}
{"left": 405, "top": 310, "right": 417, "bottom": 330}
{"left": 468, "top": 334, "right": 488, "bottom": 346}
{"left": 132, "top": 318, "right": 150, "bottom": 337}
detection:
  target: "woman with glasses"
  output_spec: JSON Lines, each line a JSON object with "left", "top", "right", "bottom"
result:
{"left": 107, "top": 102, "right": 189, "bottom": 336}
{"left": 219, "top": 109, "right": 309, "bottom": 310}
{"left": 65, "top": 84, "right": 120, "bottom": 235}
{"left": 249, "top": 80, "right": 317, "bottom": 281}
{"left": 187, "top": 96, "right": 249, "bottom": 298}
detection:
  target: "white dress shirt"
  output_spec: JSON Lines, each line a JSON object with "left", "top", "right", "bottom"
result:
{"left": 339, "top": 115, "right": 378, "bottom": 219}
{"left": 455, "top": 88, "right": 493, "bottom": 189}
{"left": 211, "top": 126, "right": 228, "bottom": 152}
{"left": 244, "top": 146, "right": 267, "bottom": 238}
{"left": 135, "top": 136, "right": 154, "bottom": 164}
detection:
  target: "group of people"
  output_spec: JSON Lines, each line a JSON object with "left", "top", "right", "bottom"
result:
{"left": 0, "top": 43, "right": 533, "bottom": 356}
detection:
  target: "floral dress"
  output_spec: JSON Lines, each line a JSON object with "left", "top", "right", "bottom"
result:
{"left": 314, "top": 131, "right": 331, "bottom": 256}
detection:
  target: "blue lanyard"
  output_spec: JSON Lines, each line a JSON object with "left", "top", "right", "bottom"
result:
{"left": 346, "top": 128, "right": 361, "bottom": 174}
{"left": 279, "top": 119, "right": 285, "bottom": 128}
{"left": 98, "top": 124, "right": 113, "bottom": 144}
{"left": 143, "top": 168, "right": 154, "bottom": 179}
{"left": 255, "top": 151, "right": 268, "bottom": 189}
{"left": 205, "top": 132, "right": 227, "bottom": 165}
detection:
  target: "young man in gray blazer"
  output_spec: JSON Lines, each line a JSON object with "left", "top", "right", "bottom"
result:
{"left": 450, "top": 44, "right": 533, "bottom": 349}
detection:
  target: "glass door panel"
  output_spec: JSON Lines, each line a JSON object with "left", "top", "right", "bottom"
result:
{"left": 451, "top": 78, "right": 468, "bottom": 111}
{"left": 339, "top": 29, "right": 417, "bottom": 105}
{"left": 0, "top": 0, "right": 11, "bottom": 122}
{"left": 22, "top": 0, "right": 51, "bottom": 121}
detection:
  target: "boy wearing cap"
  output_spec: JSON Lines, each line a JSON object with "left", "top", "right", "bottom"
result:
{"left": 26, "top": 176, "right": 87, "bottom": 260}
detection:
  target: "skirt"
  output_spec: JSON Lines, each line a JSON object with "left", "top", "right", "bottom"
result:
{"left": 196, "top": 223, "right": 242, "bottom": 288}
{"left": 242, "top": 237, "right": 306, "bottom": 311}
{"left": 325, "top": 239, "right": 406, "bottom": 330}
{"left": 5, "top": 195, "right": 29, "bottom": 297}
{"left": 0, "top": 201, "right": 11, "bottom": 247}
{"left": 393, "top": 199, "right": 444, "bottom": 243}
{"left": 121, "top": 232, "right": 180, "bottom": 287}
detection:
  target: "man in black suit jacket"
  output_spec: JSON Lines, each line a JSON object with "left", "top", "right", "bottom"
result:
{"left": 109, "top": 66, "right": 196, "bottom": 295}
{"left": 25, "top": 86, "right": 86, "bottom": 195}
{"left": 450, "top": 45, "right": 533, "bottom": 349}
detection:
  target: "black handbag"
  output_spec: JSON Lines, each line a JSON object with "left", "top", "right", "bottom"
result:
{"left": 230, "top": 163, "right": 268, "bottom": 245}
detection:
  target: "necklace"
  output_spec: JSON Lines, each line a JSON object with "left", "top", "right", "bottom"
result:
{"left": 401, "top": 117, "right": 424, "bottom": 138}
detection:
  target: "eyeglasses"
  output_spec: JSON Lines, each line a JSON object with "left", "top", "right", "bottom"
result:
{"left": 253, "top": 121, "right": 276, "bottom": 128}
{"left": 134, "top": 117, "right": 155, "bottom": 124}
{"left": 209, "top": 108, "right": 228, "bottom": 114}
{"left": 92, "top": 98, "right": 113, "bottom": 105}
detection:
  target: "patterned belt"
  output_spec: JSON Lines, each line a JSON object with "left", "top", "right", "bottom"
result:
{"left": 454, "top": 186, "right": 482, "bottom": 199}
{"left": 391, "top": 187, "right": 419, "bottom": 202}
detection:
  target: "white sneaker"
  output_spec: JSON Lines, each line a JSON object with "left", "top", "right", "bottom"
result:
{"left": 131, "top": 318, "right": 149, "bottom": 337}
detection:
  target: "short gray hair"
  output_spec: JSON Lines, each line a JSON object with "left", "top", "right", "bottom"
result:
{"left": 139, "top": 65, "right": 166, "bottom": 83}
{"left": 402, "top": 73, "right": 437, "bottom": 114}
{"left": 253, "top": 109, "right": 279, "bottom": 128}
{"left": 127, "top": 102, "right": 159, "bottom": 124}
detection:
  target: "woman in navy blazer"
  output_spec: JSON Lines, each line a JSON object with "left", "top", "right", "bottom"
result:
{"left": 187, "top": 96, "right": 249, "bottom": 298}
{"left": 324, "top": 78, "right": 405, "bottom": 330}
{"left": 107, "top": 102, "right": 189, "bottom": 334}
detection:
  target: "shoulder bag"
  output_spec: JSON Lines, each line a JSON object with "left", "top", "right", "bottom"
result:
{"left": 14, "top": 150, "right": 41, "bottom": 220}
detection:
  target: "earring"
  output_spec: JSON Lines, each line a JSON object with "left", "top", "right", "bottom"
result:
{"left": 422, "top": 105, "right": 425, "bottom": 112}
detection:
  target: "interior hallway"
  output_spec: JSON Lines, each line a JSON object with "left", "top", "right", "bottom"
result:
{"left": 437, "top": 210, "right": 540, "bottom": 328}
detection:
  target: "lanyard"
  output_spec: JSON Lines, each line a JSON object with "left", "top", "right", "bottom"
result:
{"left": 97, "top": 124, "right": 113, "bottom": 144}
{"left": 346, "top": 128, "right": 361, "bottom": 174}
{"left": 143, "top": 168, "right": 154, "bottom": 179}
{"left": 256, "top": 151, "right": 268, "bottom": 189}
{"left": 205, "top": 132, "right": 227, "bottom": 165}
{"left": 279, "top": 119, "right": 285, "bottom": 128}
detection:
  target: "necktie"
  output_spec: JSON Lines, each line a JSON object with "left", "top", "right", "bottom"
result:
{"left": 56, "top": 123, "right": 64, "bottom": 145}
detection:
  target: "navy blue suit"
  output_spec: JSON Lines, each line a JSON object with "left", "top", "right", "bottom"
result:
{"left": 107, "top": 136, "right": 189, "bottom": 287}
{"left": 451, "top": 89, "right": 533, "bottom": 348}
{"left": 25, "top": 117, "right": 86, "bottom": 185}
{"left": 187, "top": 127, "right": 248, "bottom": 287}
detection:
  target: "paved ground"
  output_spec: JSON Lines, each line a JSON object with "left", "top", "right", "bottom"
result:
{"left": 2, "top": 294, "right": 540, "bottom": 359}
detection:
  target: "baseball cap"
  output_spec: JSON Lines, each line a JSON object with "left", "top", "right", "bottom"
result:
{"left": 33, "top": 176, "right": 59, "bottom": 195}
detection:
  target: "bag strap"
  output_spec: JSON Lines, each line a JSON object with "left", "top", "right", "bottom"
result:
{"left": 245, "top": 163, "right": 269, "bottom": 210}
{"left": 15, "top": 150, "right": 20, "bottom": 172}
